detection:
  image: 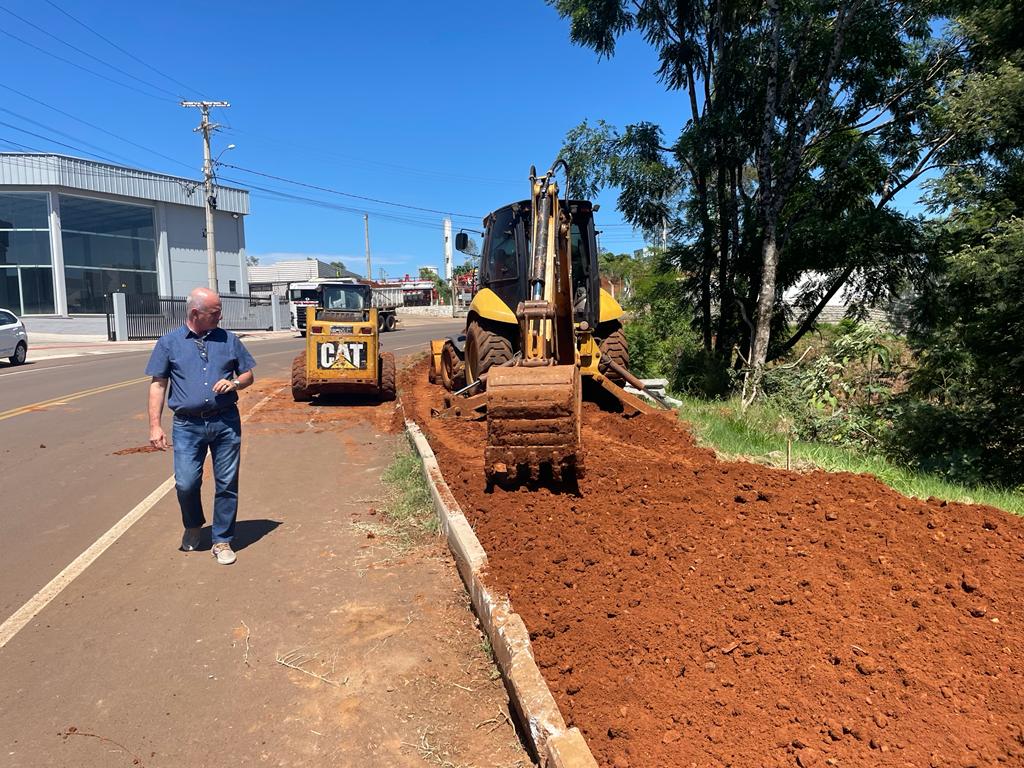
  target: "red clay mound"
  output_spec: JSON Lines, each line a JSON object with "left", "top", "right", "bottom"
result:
{"left": 400, "top": 361, "right": 1024, "bottom": 768}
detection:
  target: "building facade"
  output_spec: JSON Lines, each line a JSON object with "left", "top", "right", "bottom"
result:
{"left": 0, "top": 153, "right": 249, "bottom": 316}
{"left": 248, "top": 259, "right": 362, "bottom": 298}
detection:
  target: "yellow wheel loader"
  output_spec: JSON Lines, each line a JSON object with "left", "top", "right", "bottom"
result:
{"left": 292, "top": 281, "right": 396, "bottom": 402}
{"left": 429, "top": 162, "right": 667, "bottom": 483}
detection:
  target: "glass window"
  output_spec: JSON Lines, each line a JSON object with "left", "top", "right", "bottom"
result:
{"left": 0, "top": 230, "right": 52, "bottom": 266}
{"left": 65, "top": 267, "right": 158, "bottom": 314}
{"left": 20, "top": 267, "right": 55, "bottom": 314}
{"left": 0, "top": 192, "right": 49, "bottom": 230}
{"left": 0, "top": 310, "right": 16, "bottom": 324}
{"left": 0, "top": 268, "right": 18, "bottom": 311}
{"left": 61, "top": 230, "right": 157, "bottom": 270}
{"left": 59, "top": 195, "right": 154, "bottom": 239}
{"left": 485, "top": 207, "right": 518, "bottom": 282}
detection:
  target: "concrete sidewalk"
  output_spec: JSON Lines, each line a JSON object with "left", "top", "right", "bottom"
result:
{"left": 0, "top": 382, "right": 530, "bottom": 767}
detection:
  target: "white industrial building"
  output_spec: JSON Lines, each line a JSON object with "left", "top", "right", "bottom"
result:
{"left": 248, "top": 258, "right": 362, "bottom": 298}
{"left": 0, "top": 153, "right": 249, "bottom": 316}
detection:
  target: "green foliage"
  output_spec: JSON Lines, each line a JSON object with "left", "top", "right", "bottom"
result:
{"left": 673, "top": 392, "right": 1024, "bottom": 515}
{"left": 621, "top": 252, "right": 731, "bottom": 396}
{"left": 762, "top": 321, "right": 903, "bottom": 449}
{"left": 327, "top": 259, "right": 346, "bottom": 275}
{"left": 381, "top": 447, "right": 439, "bottom": 538}
{"left": 898, "top": 217, "right": 1024, "bottom": 488}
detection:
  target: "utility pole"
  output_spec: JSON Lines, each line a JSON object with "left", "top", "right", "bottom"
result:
{"left": 363, "top": 214, "right": 371, "bottom": 281}
{"left": 443, "top": 217, "right": 454, "bottom": 316}
{"left": 181, "top": 100, "right": 230, "bottom": 293}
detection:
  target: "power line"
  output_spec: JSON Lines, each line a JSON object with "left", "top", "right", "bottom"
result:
{"left": 0, "top": 3, "right": 181, "bottom": 99}
{"left": 0, "top": 81, "right": 194, "bottom": 172}
{"left": 0, "top": 27, "right": 168, "bottom": 102}
{"left": 0, "top": 107, "right": 140, "bottom": 167}
{"left": 42, "top": 0, "right": 203, "bottom": 98}
{"left": 219, "top": 162, "right": 482, "bottom": 220}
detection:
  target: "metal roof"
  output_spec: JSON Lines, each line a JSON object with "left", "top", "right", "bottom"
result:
{"left": 0, "top": 153, "right": 249, "bottom": 215}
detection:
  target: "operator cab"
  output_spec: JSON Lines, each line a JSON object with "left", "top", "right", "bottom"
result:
{"left": 322, "top": 283, "right": 371, "bottom": 311}
{"left": 456, "top": 200, "right": 600, "bottom": 329}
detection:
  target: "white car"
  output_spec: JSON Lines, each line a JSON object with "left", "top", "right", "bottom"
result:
{"left": 0, "top": 308, "right": 28, "bottom": 365}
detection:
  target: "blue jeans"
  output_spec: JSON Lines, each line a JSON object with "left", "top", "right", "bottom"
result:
{"left": 172, "top": 409, "right": 242, "bottom": 544}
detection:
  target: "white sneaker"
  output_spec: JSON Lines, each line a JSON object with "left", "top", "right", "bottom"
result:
{"left": 212, "top": 542, "right": 236, "bottom": 565}
{"left": 180, "top": 527, "right": 201, "bottom": 552}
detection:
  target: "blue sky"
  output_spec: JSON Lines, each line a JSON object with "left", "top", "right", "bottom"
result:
{"left": 1, "top": 1, "right": 686, "bottom": 280}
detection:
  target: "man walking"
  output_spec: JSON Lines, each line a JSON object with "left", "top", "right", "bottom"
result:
{"left": 146, "top": 287, "right": 256, "bottom": 565}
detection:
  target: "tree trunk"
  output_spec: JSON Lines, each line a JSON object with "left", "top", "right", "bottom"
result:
{"left": 746, "top": 219, "right": 780, "bottom": 404}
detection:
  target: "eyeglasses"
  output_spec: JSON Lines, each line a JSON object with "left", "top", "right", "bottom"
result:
{"left": 193, "top": 336, "right": 208, "bottom": 361}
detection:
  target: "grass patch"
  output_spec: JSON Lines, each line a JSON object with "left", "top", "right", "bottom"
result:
{"left": 379, "top": 444, "right": 440, "bottom": 542}
{"left": 674, "top": 394, "right": 1024, "bottom": 516}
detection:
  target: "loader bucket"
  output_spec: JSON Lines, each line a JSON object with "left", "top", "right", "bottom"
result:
{"left": 484, "top": 363, "right": 582, "bottom": 483}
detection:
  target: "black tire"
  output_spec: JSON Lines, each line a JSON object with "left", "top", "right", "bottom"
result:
{"left": 440, "top": 340, "right": 465, "bottom": 391}
{"left": 10, "top": 341, "right": 27, "bottom": 365}
{"left": 378, "top": 314, "right": 386, "bottom": 332}
{"left": 379, "top": 352, "right": 396, "bottom": 401}
{"left": 291, "top": 352, "right": 314, "bottom": 401}
{"left": 465, "top": 319, "right": 514, "bottom": 386}
{"left": 384, "top": 313, "right": 397, "bottom": 332}
{"left": 598, "top": 322, "right": 629, "bottom": 384}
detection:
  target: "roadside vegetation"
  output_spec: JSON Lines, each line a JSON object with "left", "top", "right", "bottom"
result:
{"left": 376, "top": 446, "right": 439, "bottom": 545}
{"left": 553, "top": 0, "right": 1022, "bottom": 512}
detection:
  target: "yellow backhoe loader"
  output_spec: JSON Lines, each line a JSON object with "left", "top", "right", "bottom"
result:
{"left": 429, "top": 162, "right": 668, "bottom": 483}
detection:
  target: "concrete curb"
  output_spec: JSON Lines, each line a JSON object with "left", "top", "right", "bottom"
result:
{"left": 404, "top": 419, "right": 598, "bottom": 768}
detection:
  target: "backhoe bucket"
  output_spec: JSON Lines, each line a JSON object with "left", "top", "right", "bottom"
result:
{"left": 484, "top": 363, "right": 582, "bottom": 482}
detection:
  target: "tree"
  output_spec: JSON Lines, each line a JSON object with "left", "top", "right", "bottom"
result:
{"left": 552, "top": 0, "right": 960, "bottom": 401}
{"left": 245, "top": 254, "right": 259, "bottom": 267}
{"left": 897, "top": 0, "right": 1024, "bottom": 486}
{"left": 327, "top": 260, "right": 347, "bottom": 276}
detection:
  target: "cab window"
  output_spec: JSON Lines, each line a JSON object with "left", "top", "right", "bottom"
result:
{"left": 485, "top": 208, "right": 518, "bottom": 282}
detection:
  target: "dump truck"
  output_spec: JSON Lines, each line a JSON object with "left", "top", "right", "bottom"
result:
{"left": 291, "top": 280, "right": 396, "bottom": 401}
{"left": 428, "top": 162, "right": 666, "bottom": 482}
{"left": 288, "top": 278, "right": 402, "bottom": 336}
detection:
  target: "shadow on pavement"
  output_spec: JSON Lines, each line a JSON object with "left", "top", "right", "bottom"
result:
{"left": 225, "top": 518, "right": 281, "bottom": 552}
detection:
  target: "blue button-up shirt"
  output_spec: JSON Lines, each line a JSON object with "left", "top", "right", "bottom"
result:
{"left": 145, "top": 325, "right": 257, "bottom": 413}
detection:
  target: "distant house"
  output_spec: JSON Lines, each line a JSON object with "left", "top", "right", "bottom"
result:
{"left": 248, "top": 259, "right": 361, "bottom": 298}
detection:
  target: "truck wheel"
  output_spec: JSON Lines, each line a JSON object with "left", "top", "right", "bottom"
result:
{"left": 291, "top": 352, "right": 314, "bottom": 402}
{"left": 465, "top": 319, "right": 513, "bottom": 387}
{"left": 378, "top": 314, "right": 386, "bottom": 332}
{"left": 384, "top": 313, "right": 397, "bottom": 332}
{"left": 598, "top": 321, "right": 629, "bottom": 384}
{"left": 379, "top": 352, "right": 396, "bottom": 401}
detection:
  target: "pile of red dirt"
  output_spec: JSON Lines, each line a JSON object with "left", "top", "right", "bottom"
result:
{"left": 400, "top": 361, "right": 1024, "bottom": 768}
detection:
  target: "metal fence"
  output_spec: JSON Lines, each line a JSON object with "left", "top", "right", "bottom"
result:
{"left": 106, "top": 293, "right": 285, "bottom": 341}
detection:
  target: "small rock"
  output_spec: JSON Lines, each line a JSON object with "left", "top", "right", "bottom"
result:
{"left": 824, "top": 510, "right": 838, "bottom": 521}
{"left": 969, "top": 605, "right": 987, "bottom": 618}
{"left": 662, "top": 730, "right": 681, "bottom": 744}
{"left": 776, "top": 698, "right": 792, "bottom": 711}
{"left": 796, "top": 748, "right": 822, "bottom": 767}
{"left": 613, "top": 755, "right": 630, "bottom": 768}
{"left": 856, "top": 659, "right": 879, "bottom": 676}
{"left": 722, "top": 642, "right": 739, "bottom": 654}
{"left": 824, "top": 719, "right": 843, "bottom": 741}
{"left": 961, "top": 573, "right": 980, "bottom": 593}
{"left": 873, "top": 712, "right": 889, "bottom": 729}
{"left": 940, "top": 685, "right": 954, "bottom": 699}
{"left": 700, "top": 635, "right": 717, "bottom": 652}
{"left": 982, "top": 519, "right": 997, "bottom": 531}
{"left": 772, "top": 595, "right": 794, "bottom": 605}
{"left": 704, "top": 661, "right": 717, "bottom": 673}
{"left": 870, "top": 737, "right": 881, "bottom": 750}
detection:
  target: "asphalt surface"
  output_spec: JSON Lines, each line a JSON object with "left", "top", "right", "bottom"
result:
{"left": 0, "top": 320, "right": 461, "bottom": 623}
{"left": 0, "top": 316, "right": 535, "bottom": 768}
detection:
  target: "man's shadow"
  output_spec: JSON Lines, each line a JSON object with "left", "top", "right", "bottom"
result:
{"left": 200, "top": 519, "right": 280, "bottom": 552}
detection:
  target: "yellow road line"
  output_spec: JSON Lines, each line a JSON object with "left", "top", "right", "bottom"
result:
{"left": 0, "top": 376, "right": 150, "bottom": 422}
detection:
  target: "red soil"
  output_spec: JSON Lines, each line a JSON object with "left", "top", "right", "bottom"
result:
{"left": 400, "top": 360, "right": 1024, "bottom": 768}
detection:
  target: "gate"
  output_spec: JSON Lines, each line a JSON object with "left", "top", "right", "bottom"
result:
{"left": 106, "top": 294, "right": 280, "bottom": 341}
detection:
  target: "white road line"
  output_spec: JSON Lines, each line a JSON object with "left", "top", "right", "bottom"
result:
{"left": 0, "top": 362, "right": 79, "bottom": 378}
{"left": 0, "top": 385, "right": 286, "bottom": 649}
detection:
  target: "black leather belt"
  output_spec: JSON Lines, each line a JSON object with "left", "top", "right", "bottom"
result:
{"left": 174, "top": 405, "right": 237, "bottom": 419}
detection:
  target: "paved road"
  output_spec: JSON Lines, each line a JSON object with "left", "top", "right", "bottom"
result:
{"left": 0, "top": 320, "right": 461, "bottom": 623}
